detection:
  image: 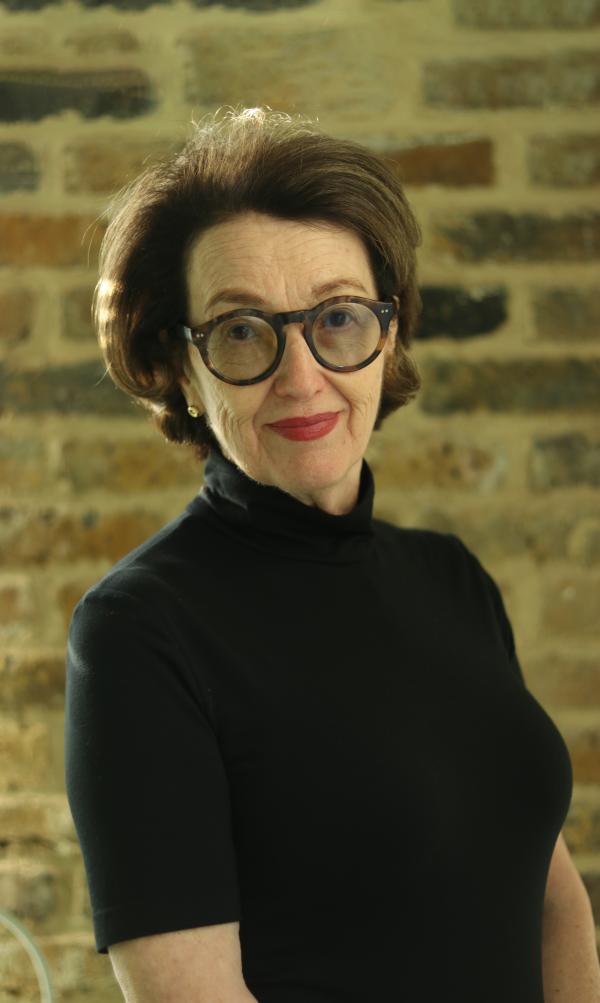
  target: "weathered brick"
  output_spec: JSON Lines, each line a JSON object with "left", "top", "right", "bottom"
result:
{"left": 526, "top": 652, "right": 600, "bottom": 711}
{"left": 533, "top": 287, "right": 600, "bottom": 342}
{"left": 61, "top": 286, "right": 95, "bottom": 341}
{"left": 556, "top": 714, "right": 600, "bottom": 783}
{"left": 0, "top": 717, "right": 50, "bottom": 791}
{"left": 386, "top": 137, "right": 493, "bottom": 187}
{"left": 59, "top": 437, "right": 202, "bottom": 493}
{"left": 541, "top": 573, "right": 600, "bottom": 638}
{"left": 417, "top": 286, "right": 507, "bottom": 339}
{"left": 79, "top": 0, "right": 168, "bottom": 7}
{"left": 0, "top": 858, "right": 57, "bottom": 920}
{"left": 64, "top": 29, "right": 139, "bottom": 54}
{"left": 0, "top": 438, "right": 48, "bottom": 491}
{"left": 0, "top": 69, "right": 154, "bottom": 123}
{"left": 0, "top": 506, "right": 166, "bottom": 566}
{"left": 0, "top": 214, "right": 105, "bottom": 267}
{"left": 432, "top": 210, "right": 600, "bottom": 262}
{"left": 188, "top": 0, "right": 317, "bottom": 6}
{"left": 2, "top": 653, "right": 66, "bottom": 710}
{"left": 0, "top": 288, "right": 37, "bottom": 343}
{"left": 528, "top": 134, "right": 600, "bottom": 187}
{"left": 566, "top": 788, "right": 600, "bottom": 854}
{"left": 0, "top": 584, "right": 27, "bottom": 624}
{"left": 63, "top": 137, "right": 174, "bottom": 195}
{"left": 0, "top": 360, "right": 138, "bottom": 416}
{"left": 420, "top": 357, "right": 600, "bottom": 413}
{"left": 453, "top": 0, "right": 600, "bottom": 28}
{"left": 424, "top": 51, "right": 600, "bottom": 109}
{"left": 528, "top": 433, "right": 600, "bottom": 490}
{"left": 0, "top": 142, "right": 39, "bottom": 192}
{"left": 0, "top": 0, "right": 56, "bottom": 8}
{"left": 373, "top": 437, "right": 506, "bottom": 492}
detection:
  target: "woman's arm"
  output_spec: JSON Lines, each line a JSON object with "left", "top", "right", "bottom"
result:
{"left": 541, "top": 853, "right": 600, "bottom": 1001}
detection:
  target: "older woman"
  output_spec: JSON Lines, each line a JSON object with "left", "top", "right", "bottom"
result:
{"left": 65, "top": 107, "right": 578, "bottom": 1003}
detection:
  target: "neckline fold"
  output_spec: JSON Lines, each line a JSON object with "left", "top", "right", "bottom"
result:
{"left": 189, "top": 442, "right": 376, "bottom": 565}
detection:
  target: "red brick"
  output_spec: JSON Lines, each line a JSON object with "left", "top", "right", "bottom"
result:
{"left": 64, "top": 137, "right": 173, "bottom": 194}
{"left": 386, "top": 137, "right": 493, "bottom": 187}
{"left": 0, "top": 214, "right": 105, "bottom": 267}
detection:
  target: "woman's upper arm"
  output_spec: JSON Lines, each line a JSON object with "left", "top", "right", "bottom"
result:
{"left": 108, "top": 921, "right": 256, "bottom": 1003}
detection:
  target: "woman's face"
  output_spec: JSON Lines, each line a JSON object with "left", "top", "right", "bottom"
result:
{"left": 180, "top": 210, "right": 397, "bottom": 514}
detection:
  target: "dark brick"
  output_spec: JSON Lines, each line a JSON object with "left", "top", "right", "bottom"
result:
{"left": 528, "top": 433, "right": 600, "bottom": 490}
{"left": 0, "top": 143, "right": 39, "bottom": 192}
{"left": 385, "top": 137, "right": 493, "bottom": 187}
{"left": 417, "top": 286, "right": 507, "bottom": 340}
{"left": 0, "top": 360, "right": 141, "bottom": 417}
{"left": 62, "top": 287, "right": 95, "bottom": 341}
{"left": 0, "top": 0, "right": 56, "bottom": 7}
{"left": 432, "top": 211, "right": 600, "bottom": 262}
{"left": 0, "top": 289, "right": 36, "bottom": 343}
{"left": 0, "top": 214, "right": 105, "bottom": 267}
{"left": 63, "top": 137, "right": 174, "bottom": 194}
{"left": 453, "top": 0, "right": 600, "bottom": 28}
{"left": 0, "top": 69, "right": 154, "bottom": 123}
{"left": 533, "top": 287, "right": 600, "bottom": 341}
{"left": 419, "top": 357, "right": 600, "bottom": 414}
{"left": 189, "top": 0, "right": 317, "bottom": 7}
{"left": 528, "top": 134, "right": 600, "bottom": 187}
{"left": 424, "top": 51, "right": 600, "bottom": 109}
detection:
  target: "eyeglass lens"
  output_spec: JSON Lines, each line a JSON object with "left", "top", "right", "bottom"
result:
{"left": 205, "top": 301, "right": 381, "bottom": 381}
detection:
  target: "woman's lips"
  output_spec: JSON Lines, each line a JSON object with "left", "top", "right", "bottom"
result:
{"left": 268, "top": 413, "right": 340, "bottom": 441}
{"left": 268, "top": 411, "right": 340, "bottom": 429}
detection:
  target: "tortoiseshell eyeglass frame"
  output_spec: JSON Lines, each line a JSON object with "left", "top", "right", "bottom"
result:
{"left": 174, "top": 294, "right": 401, "bottom": 386}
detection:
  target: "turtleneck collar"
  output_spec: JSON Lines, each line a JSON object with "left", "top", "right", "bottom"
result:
{"left": 189, "top": 441, "right": 376, "bottom": 565}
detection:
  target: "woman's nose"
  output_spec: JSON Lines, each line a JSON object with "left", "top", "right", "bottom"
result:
{"left": 273, "top": 323, "right": 323, "bottom": 387}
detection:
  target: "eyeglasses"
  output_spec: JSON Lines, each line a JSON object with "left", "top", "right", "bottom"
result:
{"left": 174, "top": 295, "right": 400, "bottom": 386}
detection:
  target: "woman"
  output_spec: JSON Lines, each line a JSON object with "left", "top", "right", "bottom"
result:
{"left": 64, "top": 107, "right": 574, "bottom": 1003}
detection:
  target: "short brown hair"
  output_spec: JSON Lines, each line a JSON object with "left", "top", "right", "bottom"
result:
{"left": 94, "top": 105, "right": 423, "bottom": 460}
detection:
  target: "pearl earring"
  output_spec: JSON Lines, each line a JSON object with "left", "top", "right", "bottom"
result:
{"left": 187, "top": 405, "right": 200, "bottom": 418}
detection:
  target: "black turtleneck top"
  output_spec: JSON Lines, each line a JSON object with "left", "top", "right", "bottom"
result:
{"left": 64, "top": 443, "right": 573, "bottom": 1002}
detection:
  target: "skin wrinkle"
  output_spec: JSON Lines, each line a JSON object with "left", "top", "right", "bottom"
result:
{"left": 180, "top": 210, "right": 397, "bottom": 516}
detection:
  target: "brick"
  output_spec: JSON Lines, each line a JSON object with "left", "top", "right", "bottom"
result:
{"left": 80, "top": 0, "right": 168, "bottom": 6}
{"left": 182, "top": 24, "right": 398, "bottom": 121}
{"left": 418, "top": 286, "right": 507, "bottom": 339}
{"left": 557, "top": 715, "right": 600, "bottom": 783}
{"left": 188, "top": 0, "right": 317, "bottom": 6}
{"left": 386, "top": 137, "right": 493, "bottom": 187}
{"left": 0, "top": 142, "right": 39, "bottom": 192}
{"left": 0, "top": 793, "right": 73, "bottom": 844}
{"left": 0, "top": 0, "right": 56, "bottom": 7}
{"left": 61, "top": 286, "right": 95, "bottom": 341}
{"left": 566, "top": 788, "right": 600, "bottom": 854}
{"left": 0, "top": 69, "right": 154, "bottom": 123}
{"left": 533, "top": 287, "right": 600, "bottom": 341}
{"left": 0, "top": 360, "right": 137, "bottom": 416}
{"left": 0, "top": 214, "right": 105, "bottom": 267}
{"left": 424, "top": 51, "right": 600, "bottom": 109}
{"left": 0, "top": 288, "right": 36, "bottom": 343}
{"left": 453, "top": 0, "right": 600, "bottom": 28}
{"left": 63, "top": 137, "right": 174, "bottom": 195}
{"left": 526, "top": 652, "right": 600, "bottom": 711}
{"left": 64, "top": 29, "right": 139, "bottom": 54}
{"left": 419, "top": 357, "right": 600, "bottom": 414}
{"left": 373, "top": 437, "right": 505, "bottom": 493}
{"left": 541, "top": 574, "right": 600, "bottom": 638}
{"left": 528, "top": 133, "right": 600, "bottom": 188}
{"left": 0, "top": 717, "right": 50, "bottom": 791}
{"left": 0, "top": 858, "right": 57, "bottom": 921}
{"left": 2, "top": 653, "right": 66, "bottom": 710}
{"left": 0, "top": 506, "right": 166, "bottom": 566}
{"left": 528, "top": 433, "right": 600, "bottom": 490}
{"left": 0, "top": 585, "right": 26, "bottom": 623}
{"left": 0, "top": 438, "right": 47, "bottom": 491}
{"left": 59, "top": 437, "right": 202, "bottom": 493}
{"left": 432, "top": 210, "right": 600, "bottom": 262}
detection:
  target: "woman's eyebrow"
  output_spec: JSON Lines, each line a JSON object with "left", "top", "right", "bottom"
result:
{"left": 204, "top": 277, "right": 370, "bottom": 313}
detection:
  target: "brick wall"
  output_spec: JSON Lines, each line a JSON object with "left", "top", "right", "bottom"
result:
{"left": 0, "top": 0, "right": 599, "bottom": 997}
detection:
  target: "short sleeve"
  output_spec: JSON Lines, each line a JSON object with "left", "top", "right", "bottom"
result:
{"left": 64, "top": 585, "right": 241, "bottom": 954}
{"left": 445, "top": 534, "right": 527, "bottom": 690}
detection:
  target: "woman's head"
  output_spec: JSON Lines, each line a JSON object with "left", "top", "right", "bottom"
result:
{"left": 95, "top": 106, "right": 423, "bottom": 507}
